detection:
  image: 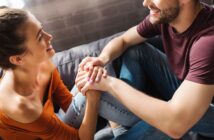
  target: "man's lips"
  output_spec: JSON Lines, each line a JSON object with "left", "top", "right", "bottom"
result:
{"left": 148, "top": 5, "right": 160, "bottom": 16}
{"left": 150, "top": 9, "right": 160, "bottom": 15}
{"left": 149, "top": 8, "right": 160, "bottom": 16}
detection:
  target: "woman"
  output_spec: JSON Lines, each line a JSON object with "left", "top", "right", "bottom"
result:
{"left": 0, "top": 7, "right": 100, "bottom": 140}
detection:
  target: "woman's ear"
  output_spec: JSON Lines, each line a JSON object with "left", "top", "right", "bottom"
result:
{"left": 9, "top": 55, "right": 24, "bottom": 66}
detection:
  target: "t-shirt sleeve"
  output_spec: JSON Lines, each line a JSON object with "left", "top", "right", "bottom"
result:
{"left": 185, "top": 35, "right": 214, "bottom": 84}
{"left": 137, "top": 15, "right": 161, "bottom": 38}
{"left": 52, "top": 69, "right": 73, "bottom": 112}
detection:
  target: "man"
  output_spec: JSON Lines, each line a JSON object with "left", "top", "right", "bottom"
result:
{"left": 76, "top": 0, "right": 214, "bottom": 139}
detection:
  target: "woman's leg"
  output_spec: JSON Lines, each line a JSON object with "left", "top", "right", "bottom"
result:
{"left": 62, "top": 87, "right": 141, "bottom": 128}
{"left": 62, "top": 86, "right": 86, "bottom": 128}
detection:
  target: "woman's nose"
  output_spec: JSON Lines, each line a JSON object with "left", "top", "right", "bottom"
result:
{"left": 45, "top": 32, "right": 53, "bottom": 41}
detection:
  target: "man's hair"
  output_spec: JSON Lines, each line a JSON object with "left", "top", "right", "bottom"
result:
{"left": 0, "top": 7, "right": 28, "bottom": 69}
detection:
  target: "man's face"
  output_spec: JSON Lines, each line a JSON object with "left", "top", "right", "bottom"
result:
{"left": 143, "top": 0, "right": 180, "bottom": 24}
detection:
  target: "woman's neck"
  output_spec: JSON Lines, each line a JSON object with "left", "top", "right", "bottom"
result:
{"left": 4, "top": 66, "right": 41, "bottom": 97}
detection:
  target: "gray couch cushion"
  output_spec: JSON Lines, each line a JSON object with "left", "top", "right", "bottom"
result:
{"left": 52, "top": 32, "right": 123, "bottom": 90}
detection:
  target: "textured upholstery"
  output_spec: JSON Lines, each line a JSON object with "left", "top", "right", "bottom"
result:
{"left": 52, "top": 32, "right": 122, "bottom": 90}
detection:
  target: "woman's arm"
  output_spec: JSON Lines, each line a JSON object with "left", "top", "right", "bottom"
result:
{"left": 78, "top": 90, "right": 100, "bottom": 140}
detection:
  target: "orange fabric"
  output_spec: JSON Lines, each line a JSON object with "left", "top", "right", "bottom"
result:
{"left": 0, "top": 69, "right": 79, "bottom": 140}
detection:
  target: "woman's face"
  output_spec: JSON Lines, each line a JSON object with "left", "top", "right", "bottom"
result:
{"left": 20, "top": 12, "right": 55, "bottom": 65}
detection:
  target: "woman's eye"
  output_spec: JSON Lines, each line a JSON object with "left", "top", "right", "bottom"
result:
{"left": 38, "top": 33, "right": 44, "bottom": 41}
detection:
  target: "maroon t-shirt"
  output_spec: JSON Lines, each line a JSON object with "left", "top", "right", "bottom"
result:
{"left": 137, "top": 4, "right": 214, "bottom": 84}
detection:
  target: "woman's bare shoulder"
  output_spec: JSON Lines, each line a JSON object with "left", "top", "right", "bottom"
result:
{"left": 2, "top": 96, "right": 43, "bottom": 124}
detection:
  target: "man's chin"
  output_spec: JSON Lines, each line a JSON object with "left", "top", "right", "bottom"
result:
{"left": 149, "top": 17, "right": 160, "bottom": 25}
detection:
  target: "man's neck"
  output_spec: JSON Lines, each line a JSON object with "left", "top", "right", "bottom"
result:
{"left": 170, "top": 1, "right": 202, "bottom": 33}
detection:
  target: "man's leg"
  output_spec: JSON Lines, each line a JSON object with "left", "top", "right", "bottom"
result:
{"left": 119, "top": 42, "right": 181, "bottom": 100}
{"left": 113, "top": 121, "right": 171, "bottom": 140}
{"left": 191, "top": 104, "right": 214, "bottom": 137}
{"left": 62, "top": 40, "right": 181, "bottom": 139}
{"left": 113, "top": 42, "right": 181, "bottom": 139}
{"left": 115, "top": 41, "right": 214, "bottom": 139}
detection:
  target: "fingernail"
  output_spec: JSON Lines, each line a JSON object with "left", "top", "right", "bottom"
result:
{"left": 89, "top": 79, "right": 93, "bottom": 84}
{"left": 87, "top": 77, "right": 90, "bottom": 81}
{"left": 96, "top": 78, "right": 99, "bottom": 82}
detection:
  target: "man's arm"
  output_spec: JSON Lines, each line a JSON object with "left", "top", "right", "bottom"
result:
{"left": 79, "top": 26, "right": 146, "bottom": 70}
{"left": 88, "top": 76, "right": 214, "bottom": 139}
{"left": 98, "top": 26, "right": 146, "bottom": 65}
{"left": 78, "top": 26, "right": 146, "bottom": 82}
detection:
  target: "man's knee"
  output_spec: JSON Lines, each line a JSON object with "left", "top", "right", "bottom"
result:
{"left": 122, "top": 42, "right": 156, "bottom": 61}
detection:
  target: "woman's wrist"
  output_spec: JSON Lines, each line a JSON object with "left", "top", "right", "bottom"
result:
{"left": 86, "top": 90, "right": 101, "bottom": 102}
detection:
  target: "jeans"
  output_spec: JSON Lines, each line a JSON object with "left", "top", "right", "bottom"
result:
{"left": 62, "top": 63, "right": 141, "bottom": 129}
{"left": 112, "top": 42, "right": 214, "bottom": 140}
{"left": 62, "top": 40, "right": 214, "bottom": 139}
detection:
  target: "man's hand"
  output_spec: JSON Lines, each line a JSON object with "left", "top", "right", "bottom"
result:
{"left": 79, "top": 57, "right": 107, "bottom": 83}
{"left": 75, "top": 66, "right": 110, "bottom": 95}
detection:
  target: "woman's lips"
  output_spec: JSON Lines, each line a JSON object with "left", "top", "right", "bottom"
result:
{"left": 46, "top": 45, "right": 53, "bottom": 51}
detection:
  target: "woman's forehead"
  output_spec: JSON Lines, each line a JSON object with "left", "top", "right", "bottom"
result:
{"left": 24, "top": 14, "right": 42, "bottom": 38}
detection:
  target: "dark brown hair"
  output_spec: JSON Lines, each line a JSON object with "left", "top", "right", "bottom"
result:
{"left": 0, "top": 7, "right": 28, "bottom": 69}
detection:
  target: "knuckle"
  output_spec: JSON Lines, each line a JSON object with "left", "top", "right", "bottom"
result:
{"left": 93, "top": 68, "right": 98, "bottom": 72}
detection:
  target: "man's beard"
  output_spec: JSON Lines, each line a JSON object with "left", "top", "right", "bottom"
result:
{"left": 149, "top": 5, "right": 180, "bottom": 25}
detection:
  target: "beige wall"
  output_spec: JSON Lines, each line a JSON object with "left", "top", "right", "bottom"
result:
{"left": 25, "top": 0, "right": 148, "bottom": 52}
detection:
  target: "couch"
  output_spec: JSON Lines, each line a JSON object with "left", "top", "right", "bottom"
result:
{"left": 0, "top": 32, "right": 213, "bottom": 140}
{"left": 51, "top": 32, "right": 214, "bottom": 140}
{"left": 51, "top": 32, "right": 124, "bottom": 91}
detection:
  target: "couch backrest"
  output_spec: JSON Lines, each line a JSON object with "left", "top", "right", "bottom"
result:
{"left": 52, "top": 32, "right": 122, "bottom": 90}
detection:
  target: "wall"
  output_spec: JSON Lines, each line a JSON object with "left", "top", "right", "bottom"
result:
{"left": 24, "top": 0, "right": 148, "bottom": 52}
{"left": 23, "top": 0, "right": 213, "bottom": 52}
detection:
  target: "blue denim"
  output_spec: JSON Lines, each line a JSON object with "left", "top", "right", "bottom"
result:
{"left": 112, "top": 42, "right": 214, "bottom": 140}
{"left": 62, "top": 41, "right": 214, "bottom": 139}
{"left": 62, "top": 62, "right": 141, "bottom": 129}
{"left": 112, "top": 42, "right": 179, "bottom": 140}
{"left": 62, "top": 86, "right": 141, "bottom": 128}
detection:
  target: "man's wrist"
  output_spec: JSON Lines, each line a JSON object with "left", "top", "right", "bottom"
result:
{"left": 104, "top": 76, "right": 115, "bottom": 94}
{"left": 98, "top": 54, "right": 109, "bottom": 66}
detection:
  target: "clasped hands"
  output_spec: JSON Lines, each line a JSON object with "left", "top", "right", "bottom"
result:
{"left": 75, "top": 57, "right": 108, "bottom": 95}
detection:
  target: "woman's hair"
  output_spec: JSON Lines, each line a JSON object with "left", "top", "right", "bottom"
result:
{"left": 0, "top": 7, "right": 28, "bottom": 69}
